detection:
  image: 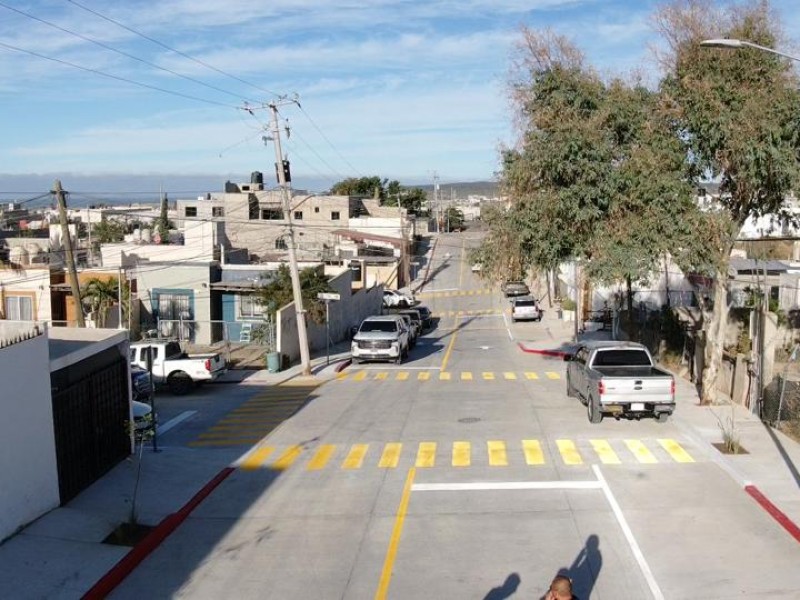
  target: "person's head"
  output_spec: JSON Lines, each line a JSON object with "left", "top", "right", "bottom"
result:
{"left": 546, "top": 575, "right": 573, "bottom": 600}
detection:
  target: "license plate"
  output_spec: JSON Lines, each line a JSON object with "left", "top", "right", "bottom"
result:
{"left": 631, "top": 402, "right": 645, "bottom": 411}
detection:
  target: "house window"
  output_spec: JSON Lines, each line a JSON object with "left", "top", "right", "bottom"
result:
{"left": 275, "top": 238, "right": 288, "bottom": 250}
{"left": 261, "top": 208, "right": 284, "bottom": 220}
{"left": 314, "top": 207, "right": 320, "bottom": 213}
{"left": 4, "top": 295, "right": 33, "bottom": 320}
{"left": 294, "top": 211, "right": 303, "bottom": 220}
{"left": 185, "top": 206, "right": 197, "bottom": 217}
{"left": 239, "top": 295, "right": 263, "bottom": 318}
{"left": 331, "top": 211, "right": 340, "bottom": 221}
{"left": 212, "top": 207, "right": 224, "bottom": 217}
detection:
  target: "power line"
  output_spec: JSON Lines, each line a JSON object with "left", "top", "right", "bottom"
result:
{"left": 64, "top": 0, "right": 282, "bottom": 99}
{"left": 298, "top": 104, "right": 363, "bottom": 177}
{"left": 0, "top": 2, "right": 257, "bottom": 105}
{"left": 0, "top": 41, "right": 238, "bottom": 109}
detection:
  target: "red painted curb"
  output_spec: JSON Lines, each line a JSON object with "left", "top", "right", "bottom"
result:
{"left": 334, "top": 358, "right": 352, "bottom": 373}
{"left": 517, "top": 342, "right": 568, "bottom": 358}
{"left": 82, "top": 466, "right": 236, "bottom": 599}
{"left": 744, "top": 485, "right": 800, "bottom": 544}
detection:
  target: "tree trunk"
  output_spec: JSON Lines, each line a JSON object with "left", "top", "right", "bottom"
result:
{"left": 700, "top": 268, "right": 729, "bottom": 405}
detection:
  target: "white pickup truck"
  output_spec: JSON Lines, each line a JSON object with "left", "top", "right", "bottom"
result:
{"left": 565, "top": 341, "right": 675, "bottom": 423}
{"left": 130, "top": 340, "right": 227, "bottom": 395}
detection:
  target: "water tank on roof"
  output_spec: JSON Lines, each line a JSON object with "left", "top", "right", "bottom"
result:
{"left": 141, "top": 228, "right": 152, "bottom": 243}
{"left": 251, "top": 171, "right": 263, "bottom": 185}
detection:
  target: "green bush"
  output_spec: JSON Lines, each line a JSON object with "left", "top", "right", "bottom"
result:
{"left": 561, "top": 298, "right": 576, "bottom": 311}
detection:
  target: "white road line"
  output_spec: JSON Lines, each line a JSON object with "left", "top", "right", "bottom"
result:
{"left": 592, "top": 465, "right": 665, "bottom": 600}
{"left": 502, "top": 312, "right": 513, "bottom": 341}
{"left": 412, "top": 481, "right": 602, "bottom": 492}
{"left": 157, "top": 410, "right": 197, "bottom": 435}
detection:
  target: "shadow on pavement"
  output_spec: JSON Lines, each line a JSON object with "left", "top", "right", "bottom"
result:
{"left": 540, "top": 534, "right": 602, "bottom": 600}
{"left": 482, "top": 572, "right": 521, "bottom": 599}
{"left": 764, "top": 421, "right": 800, "bottom": 489}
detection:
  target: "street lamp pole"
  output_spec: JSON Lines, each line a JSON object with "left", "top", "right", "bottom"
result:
{"left": 700, "top": 38, "right": 800, "bottom": 63}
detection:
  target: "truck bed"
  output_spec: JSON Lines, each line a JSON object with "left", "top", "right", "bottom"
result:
{"left": 593, "top": 366, "right": 671, "bottom": 378}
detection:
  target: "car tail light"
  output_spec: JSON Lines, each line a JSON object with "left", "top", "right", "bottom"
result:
{"left": 205, "top": 358, "right": 211, "bottom": 371}
{"left": 671, "top": 379, "right": 675, "bottom": 397}
{"left": 598, "top": 380, "right": 605, "bottom": 396}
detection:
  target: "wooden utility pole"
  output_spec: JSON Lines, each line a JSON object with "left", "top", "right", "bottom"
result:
{"left": 54, "top": 180, "right": 85, "bottom": 327}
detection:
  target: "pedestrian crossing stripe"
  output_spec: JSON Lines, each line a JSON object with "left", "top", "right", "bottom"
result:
{"left": 417, "top": 288, "right": 493, "bottom": 299}
{"left": 234, "top": 438, "right": 696, "bottom": 471}
{"left": 432, "top": 309, "right": 503, "bottom": 318}
{"left": 337, "top": 370, "right": 561, "bottom": 382}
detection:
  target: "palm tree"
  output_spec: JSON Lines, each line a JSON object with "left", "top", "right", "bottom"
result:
{"left": 81, "top": 277, "right": 119, "bottom": 328}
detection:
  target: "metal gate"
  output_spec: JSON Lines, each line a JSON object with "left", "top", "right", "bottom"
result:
{"left": 157, "top": 293, "right": 193, "bottom": 340}
{"left": 51, "top": 358, "right": 130, "bottom": 504}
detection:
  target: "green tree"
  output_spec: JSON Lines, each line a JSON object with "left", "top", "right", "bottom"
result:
{"left": 656, "top": 0, "right": 800, "bottom": 403}
{"left": 92, "top": 218, "right": 126, "bottom": 244}
{"left": 331, "top": 176, "right": 387, "bottom": 200}
{"left": 384, "top": 180, "right": 428, "bottom": 213}
{"left": 81, "top": 277, "right": 119, "bottom": 328}
{"left": 156, "top": 195, "right": 170, "bottom": 244}
{"left": 255, "top": 264, "right": 333, "bottom": 324}
{"left": 443, "top": 207, "right": 465, "bottom": 232}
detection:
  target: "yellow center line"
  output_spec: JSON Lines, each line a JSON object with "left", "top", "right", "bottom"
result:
{"left": 374, "top": 467, "right": 416, "bottom": 600}
{"left": 440, "top": 329, "right": 459, "bottom": 372}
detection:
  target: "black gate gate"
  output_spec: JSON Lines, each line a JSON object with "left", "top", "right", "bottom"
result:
{"left": 51, "top": 356, "right": 130, "bottom": 504}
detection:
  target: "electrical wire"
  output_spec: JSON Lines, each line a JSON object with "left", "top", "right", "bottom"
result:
{"left": 0, "top": 2, "right": 257, "bottom": 105}
{"left": 0, "top": 41, "right": 238, "bottom": 109}
{"left": 297, "top": 104, "right": 363, "bottom": 177}
{"left": 64, "top": 0, "right": 282, "bottom": 98}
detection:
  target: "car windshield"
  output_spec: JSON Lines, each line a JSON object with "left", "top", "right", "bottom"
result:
{"left": 514, "top": 300, "right": 536, "bottom": 307}
{"left": 593, "top": 349, "right": 652, "bottom": 367}
{"left": 360, "top": 321, "right": 398, "bottom": 333}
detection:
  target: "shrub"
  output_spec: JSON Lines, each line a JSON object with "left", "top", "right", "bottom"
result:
{"left": 561, "top": 298, "right": 576, "bottom": 311}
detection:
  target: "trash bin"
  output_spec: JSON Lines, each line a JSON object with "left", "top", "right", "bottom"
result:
{"left": 266, "top": 351, "right": 281, "bottom": 373}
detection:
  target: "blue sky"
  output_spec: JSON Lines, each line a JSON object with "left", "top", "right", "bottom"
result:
{"left": 1, "top": 0, "right": 798, "bottom": 194}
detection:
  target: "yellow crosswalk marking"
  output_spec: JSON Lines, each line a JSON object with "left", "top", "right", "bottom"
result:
{"left": 461, "top": 372, "right": 473, "bottom": 381}
{"left": 418, "top": 372, "right": 430, "bottom": 381}
{"left": 307, "top": 445, "right": 336, "bottom": 471}
{"left": 375, "top": 372, "right": 388, "bottom": 380}
{"left": 488, "top": 441, "right": 508, "bottom": 466}
{"left": 439, "top": 372, "right": 451, "bottom": 381}
{"left": 352, "top": 371, "right": 367, "bottom": 382}
{"left": 343, "top": 444, "right": 369, "bottom": 469}
{"left": 557, "top": 440, "right": 583, "bottom": 465}
{"left": 522, "top": 440, "right": 544, "bottom": 465}
{"left": 379, "top": 443, "right": 402, "bottom": 468}
{"left": 590, "top": 440, "right": 621, "bottom": 464}
{"left": 546, "top": 372, "right": 561, "bottom": 380}
{"left": 524, "top": 372, "right": 539, "bottom": 380}
{"left": 504, "top": 372, "right": 517, "bottom": 380}
{"left": 482, "top": 372, "right": 495, "bottom": 380}
{"left": 625, "top": 439, "right": 657, "bottom": 463}
{"left": 416, "top": 442, "right": 437, "bottom": 467}
{"left": 658, "top": 439, "right": 694, "bottom": 463}
{"left": 336, "top": 372, "right": 348, "bottom": 380}
{"left": 273, "top": 446, "right": 303, "bottom": 470}
{"left": 240, "top": 446, "right": 275, "bottom": 470}
{"left": 453, "top": 441, "right": 471, "bottom": 467}
{"left": 396, "top": 371, "right": 409, "bottom": 381}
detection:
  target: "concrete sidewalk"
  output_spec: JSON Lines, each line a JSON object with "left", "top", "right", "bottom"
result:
{"left": 2, "top": 310, "right": 799, "bottom": 598}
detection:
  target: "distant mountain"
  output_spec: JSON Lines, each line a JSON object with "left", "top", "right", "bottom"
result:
{"left": 417, "top": 180, "right": 499, "bottom": 198}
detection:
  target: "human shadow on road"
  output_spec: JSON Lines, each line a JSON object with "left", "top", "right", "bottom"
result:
{"left": 482, "top": 572, "right": 521, "bottom": 600}
{"left": 540, "top": 534, "right": 602, "bottom": 599}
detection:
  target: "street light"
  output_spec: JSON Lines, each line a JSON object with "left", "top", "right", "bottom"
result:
{"left": 700, "top": 38, "right": 800, "bottom": 63}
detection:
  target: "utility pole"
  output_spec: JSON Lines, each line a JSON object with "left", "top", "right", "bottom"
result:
{"left": 54, "top": 180, "right": 85, "bottom": 327}
{"left": 432, "top": 171, "right": 440, "bottom": 233}
{"left": 268, "top": 101, "right": 312, "bottom": 376}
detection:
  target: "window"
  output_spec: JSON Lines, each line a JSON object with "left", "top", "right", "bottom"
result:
{"left": 331, "top": 211, "right": 340, "bottom": 221}
{"left": 261, "top": 208, "right": 284, "bottom": 220}
{"left": 314, "top": 207, "right": 320, "bottom": 213}
{"left": 294, "top": 211, "right": 303, "bottom": 220}
{"left": 239, "top": 295, "right": 263, "bottom": 318}
{"left": 185, "top": 206, "right": 197, "bottom": 217}
{"left": 212, "top": 207, "right": 224, "bottom": 217}
{"left": 4, "top": 295, "right": 33, "bottom": 320}
{"left": 275, "top": 238, "right": 287, "bottom": 250}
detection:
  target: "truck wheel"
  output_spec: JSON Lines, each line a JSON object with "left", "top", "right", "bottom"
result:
{"left": 168, "top": 371, "right": 194, "bottom": 395}
{"left": 588, "top": 395, "right": 603, "bottom": 424}
{"left": 656, "top": 412, "right": 670, "bottom": 423}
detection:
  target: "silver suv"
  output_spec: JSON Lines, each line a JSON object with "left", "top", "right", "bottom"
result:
{"left": 351, "top": 315, "right": 410, "bottom": 364}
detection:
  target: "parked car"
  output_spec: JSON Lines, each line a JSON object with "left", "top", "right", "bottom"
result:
{"left": 565, "top": 341, "right": 675, "bottom": 423}
{"left": 385, "top": 307, "right": 426, "bottom": 334}
{"left": 131, "top": 400, "right": 156, "bottom": 437}
{"left": 130, "top": 365, "right": 152, "bottom": 402}
{"left": 501, "top": 280, "right": 530, "bottom": 297}
{"left": 415, "top": 305, "right": 433, "bottom": 331}
{"left": 383, "top": 289, "right": 416, "bottom": 308}
{"left": 511, "top": 296, "right": 542, "bottom": 322}
{"left": 130, "top": 340, "right": 227, "bottom": 395}
{"left": 394, "top": 313, "right": 418, "bottom": 346}
{"left": 351, "top": 315, "right": 410, "bottom": 364}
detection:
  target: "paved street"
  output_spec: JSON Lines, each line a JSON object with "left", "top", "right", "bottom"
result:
{"left": 99, "top": 232, "right": 800, "bottom": 599}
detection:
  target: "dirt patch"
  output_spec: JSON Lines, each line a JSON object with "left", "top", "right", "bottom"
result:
{"left": 102, "top": 522, "right": 155, "bottom": 547}
{"left": 712, "top": 442, "right": 749, "bottom": 455}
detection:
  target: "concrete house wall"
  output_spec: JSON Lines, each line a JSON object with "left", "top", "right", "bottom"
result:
{"left": 0, "top": 266, "right": 52, "bottom": 322}
{"left": 0, "top": 323, "right": 59, "bottom": 541}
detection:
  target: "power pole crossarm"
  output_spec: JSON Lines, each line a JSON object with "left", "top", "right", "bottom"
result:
{"left": 54, "top": 180, "right": 85, "bottom": 327}
{"left": 268, "top": 102, "right": 312, "bottom": 376}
